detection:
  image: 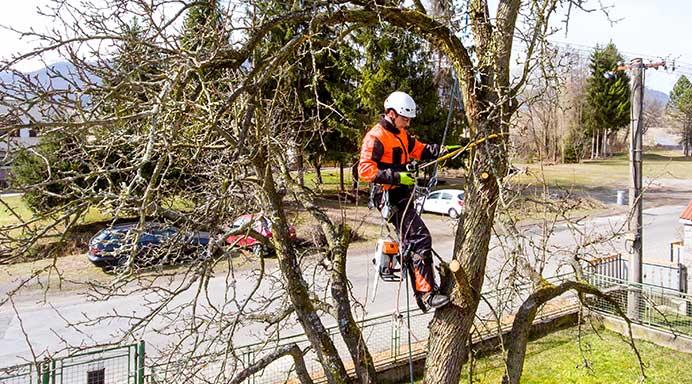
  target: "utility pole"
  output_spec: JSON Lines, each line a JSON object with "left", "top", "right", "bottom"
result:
{"left": 627, "top": 58, "right": 644, "bottom": 320}
{"left": 610, "top": 58, "right": 667, "bottom": 319}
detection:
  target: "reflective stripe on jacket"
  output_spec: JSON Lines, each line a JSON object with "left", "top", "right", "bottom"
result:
{"left": 358, "top": 117, "right": 439, "bottom": 188}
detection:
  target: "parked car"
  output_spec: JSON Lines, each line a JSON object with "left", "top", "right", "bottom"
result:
{"left": 87, "top": 223, "right": 210, "bottom": 269}
{"left": 225, "top": 214, "right": 297, "bottom": 255}
{"left": 415, "top": 189, "right": 465, "bottom": 218}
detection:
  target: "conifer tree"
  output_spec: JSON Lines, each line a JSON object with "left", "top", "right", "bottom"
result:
{"left": 181, "top": 0, "right": 224, "bottom": 54}
{"left": 583, "top": 43, "right": 631, "bottom": 158}
{"left": 355, "top": 26, "right": 446, "bottom": 144}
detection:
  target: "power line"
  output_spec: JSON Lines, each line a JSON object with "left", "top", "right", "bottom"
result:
{"left": 548, "top": 40, "right": 692, "bottom": 76}
{"left": 512, "top": 36, "right": 692, "bottom": 74}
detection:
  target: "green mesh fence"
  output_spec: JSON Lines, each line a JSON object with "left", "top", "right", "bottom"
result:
{"left": 5, "top": 272, "right": 691, "bottom": 384}
{"left": 0, "top": 342, "right": 144, "bottom": 384}
{"left": 587, "top": 274, "right": 692, "bottom": 336}
{"left": 0, "top": 362, "right": 40, "bottom": 384}
{"left": 144, "top": 274, "right": 579, "bottom": 384}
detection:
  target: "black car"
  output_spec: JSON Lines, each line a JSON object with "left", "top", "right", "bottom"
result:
{"left": 87, "top": 223, "right": 210, "bottom": 269}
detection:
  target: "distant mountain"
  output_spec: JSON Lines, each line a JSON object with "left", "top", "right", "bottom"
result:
{"left": 1, "top": 61, "right": 99, "bottom": 91}
{"left": 645, "top": 87, "right": 669, "bottom": 106}
{"left": 1, "top": 62, "right": 97, "bottom": 122}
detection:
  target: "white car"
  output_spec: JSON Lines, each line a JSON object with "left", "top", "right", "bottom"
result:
{"left": 415, "top": 189, "right": 465, "bottom": 218}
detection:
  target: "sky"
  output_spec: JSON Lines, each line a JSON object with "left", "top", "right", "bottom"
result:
{"left": 549, "top": 0, "right": 692, "bottom": 93}
{"left": 1, "top": 0, "right": 691, "bottom": 93}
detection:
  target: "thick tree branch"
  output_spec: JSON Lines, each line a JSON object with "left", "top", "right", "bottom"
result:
{"left": 503, "top": 280, "right": 645, "bottom": 384}
{"left": 228, "top": 344, "right": 314, "bottom": 384}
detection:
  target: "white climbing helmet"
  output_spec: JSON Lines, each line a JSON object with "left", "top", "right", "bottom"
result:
{"left": 384, "top": 91, "right": 416, "bottom": 118}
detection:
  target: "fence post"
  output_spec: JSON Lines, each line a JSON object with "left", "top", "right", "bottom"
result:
{"left": 138, "top": 340, "right": 145, "bottom": 384}
{"left": 40, "top": 359, "right": 50, "bottom": 384}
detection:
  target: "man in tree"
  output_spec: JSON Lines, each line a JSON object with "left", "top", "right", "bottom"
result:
{"left": 358, "top": 91, "right": 452, "bottom": 312}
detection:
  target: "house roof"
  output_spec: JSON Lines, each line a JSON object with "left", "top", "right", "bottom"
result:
{"left": 681, "top": 201, "right": 692, "bottom": 222}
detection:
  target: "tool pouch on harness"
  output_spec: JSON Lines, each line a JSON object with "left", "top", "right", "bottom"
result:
{"left": 370, "top": 187, "right": 396, "bottom": 221}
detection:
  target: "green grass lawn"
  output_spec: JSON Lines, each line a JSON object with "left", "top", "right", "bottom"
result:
{"left": 0, "top": 195, "right": 34, "bottom": 226}
{"left": 458, "top": 327, "right": 692, "bottom": 384}
{"left": 515, "top": 151, "right": 692, "bottom": 189}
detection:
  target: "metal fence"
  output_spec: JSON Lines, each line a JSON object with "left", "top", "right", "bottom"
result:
{"left": 5, "top": 272, "right": 692, "bottom": 384}
{"left": 144, "top": 274, "right": 579, "bottom": 384}
{"left": 587, "top": 274, "right": 692, "bottom": 336}
{"left": 0, "top": 342, "right": 144, "bottom": 384}
{"left": 584, "top": 254, "right": 688, "bottom": 292}
{"left": 146, "top": 309, "right": 437, "bottom": 384}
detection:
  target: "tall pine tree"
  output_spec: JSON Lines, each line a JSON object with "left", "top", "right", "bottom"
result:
{"left": 583, "top": 43, "right": 631, "bottom": 158}
{"left": 354, "top": 26, "right": 446, "bottom": 143}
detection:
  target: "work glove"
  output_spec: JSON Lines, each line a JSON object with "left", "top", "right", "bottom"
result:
{"left": 440, "top": 144, "right": 462, "bottom": 156}
{"left": 398, "top": 172, "right": 416, "bottom": 186}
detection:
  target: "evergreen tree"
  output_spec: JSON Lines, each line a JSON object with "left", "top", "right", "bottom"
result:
{"left": 583, "top": 43, "right": 631, "bottom": 158}
{"left": 354, "top": 26, "right": 446, "bottom": 144}
{"left": 668, "top": 75, "right": 692, "bottom": 156}
{"left": 305, "top": 36, "right": 361, "bottom": 190}
{"left": 181, "top": 0, "right": 224, "bottom": 53}
{"left": 11, "top": 131, "right": 91, "bottom": 212}
{"left": 12, "top": 20, "right": 164, "bottom": 212}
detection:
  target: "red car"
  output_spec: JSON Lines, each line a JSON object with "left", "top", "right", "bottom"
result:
{"left": 225, "top": 214, "right": 297, "bottom": 255}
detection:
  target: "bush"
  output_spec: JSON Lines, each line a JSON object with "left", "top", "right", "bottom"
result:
{"left": 563, "top": 131, "right": 585, "bottom": 164}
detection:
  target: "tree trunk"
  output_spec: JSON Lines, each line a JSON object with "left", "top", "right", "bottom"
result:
{"left": 351, "top": 161, "right": 359, "bottom": 192}
{"left": 602, "top": 129, "right": 608, "bottom": 157}
{"left": 289, "top": 180, "right": 377, "bottom": 383}
{"left": 423, "top": 117, "right": 505, "bottom": 383}
{"left": 542, "top": 118, "right": 549, "bottom": 161}
{"left": 591, "top": 133, "right": 596, "bottom": 159}
{"left": 255, "top": 153, "right": 349, "bottom": 384}
{"left": 338, "top": 161, "right": 345, "bottom": 192}
{"left": 682, "top": 119, "right": 692, "bottom": 157}
{"left": 330, "top": 229, "right": 377, "bottom": 383}
{"left": 314, "top": 161, "right": 322, "bottom": 185}
{"left": 297, "top": 149, "right": 305, "bottom": 187}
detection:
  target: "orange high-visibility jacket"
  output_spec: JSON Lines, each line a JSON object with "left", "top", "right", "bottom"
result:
{"left": 358, "top": 117, "right": 439, "bottom": 188}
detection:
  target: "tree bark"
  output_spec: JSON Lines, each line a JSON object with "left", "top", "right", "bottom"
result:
{"left": 314, "top": 161, "right": 323, "bottom": 185}
{"left": 338, "top": 161, "right": 345, "bottom": 192}
{"left": 424, "top": 117, "right": 506, "bottom": 384}
{"left": 255, "top": 152, "right": 349, "bottom": 384}
{"left": 285, "top": 166, "right": 377, "bottom": 383}
{"left": 297, "top": 149, "right": 305, "bottom": 187}
{"left": 229, "top": 344, "right": 314, "bottom": 384}
{"left": 329, "top": 227, "right": 377, "bottom": 383}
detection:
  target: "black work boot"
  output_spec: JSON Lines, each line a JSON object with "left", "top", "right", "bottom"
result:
{"left": 414, "top": 293, "right": 428, "bottom": 313}
{"left": 423, "top": 291, "right": 450, "bottom": 310}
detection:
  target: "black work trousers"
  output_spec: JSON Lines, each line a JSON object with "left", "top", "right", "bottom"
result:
{"left": 375, "top": 186, "right": 436, "bottom": 295}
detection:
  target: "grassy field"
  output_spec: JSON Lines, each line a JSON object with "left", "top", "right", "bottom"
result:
{"left": 0, "top": 195, "right": 34, "bottom": 226}
{"left": 457, "top": 327, "right": 692, "bottom": 384}
{"left": 515, "top": 151, "right": 692, "bottom": 189}
{"left": 314, "top": 150, "right": 692, "bottom": 191}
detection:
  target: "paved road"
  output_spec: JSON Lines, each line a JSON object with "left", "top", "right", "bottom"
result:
{"left": 0, "top": 202, "right": 689, "bottom": 367}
